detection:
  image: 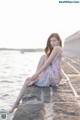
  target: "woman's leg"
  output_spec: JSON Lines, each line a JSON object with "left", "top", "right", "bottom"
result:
{"left": 36, "top": 55, "right": 47, "bottom": 71}
{"left": 9, "top": 77, "right": 35, "bottom": 113}
{"left": 9, "top": 55, "right": 48, "bottom": 113}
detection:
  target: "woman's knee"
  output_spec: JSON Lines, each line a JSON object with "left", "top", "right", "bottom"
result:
{"left": 40, "top": 55, "right": 47, "bottom": 62}
{"left": 42, "top": 55, "right": 48, "bottom": 62}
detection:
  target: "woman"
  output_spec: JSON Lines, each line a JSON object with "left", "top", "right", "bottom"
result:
{"left": 9, "top": 33, "right": 63, "bottom": 113}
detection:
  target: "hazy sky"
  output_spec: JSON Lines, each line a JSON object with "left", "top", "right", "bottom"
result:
{"left": 0, "top": 0, "right": 80, "bottom": 48}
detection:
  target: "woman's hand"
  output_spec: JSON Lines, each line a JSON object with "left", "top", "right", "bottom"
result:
{"left": 31, "top": 73, "right": 39, "bottom": 81}
{"left": 27, "top": 73, "right": 39, "bottom": 86}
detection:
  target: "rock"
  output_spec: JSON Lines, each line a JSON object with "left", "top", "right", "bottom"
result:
{"left": 12, "top": 83, "right": 80, "bottom": 120}
{"left": 12, "top": 85, "right": 58, "bottom": 120}
{"left": 12, "top": 104, "right": 44, "bottom": 120}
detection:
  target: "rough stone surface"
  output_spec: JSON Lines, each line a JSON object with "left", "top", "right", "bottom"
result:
{"left": 13, "top": 104, "right": 44, "bottom": 120}
{"left": 13, "top": 55, "right": 80, "bottom": 120}
{"left": 13, "top": 83, "right": 80, "bottom": 120}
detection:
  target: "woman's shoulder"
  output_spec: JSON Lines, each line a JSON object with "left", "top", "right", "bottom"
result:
{"left": 53, "top": 46, "right": 63, "bottom": 55}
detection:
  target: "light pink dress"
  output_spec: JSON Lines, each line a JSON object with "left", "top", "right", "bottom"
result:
{"left": 35, "top": 51, "right": 62, "bottom": 87}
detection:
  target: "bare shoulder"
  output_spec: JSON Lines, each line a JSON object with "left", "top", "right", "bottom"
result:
{"left": 51, "top": 46, "right": 63, "bottom": 56}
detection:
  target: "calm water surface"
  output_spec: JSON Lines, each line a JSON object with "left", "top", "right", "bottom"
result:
{"left": 0, "top": 50, "right": 43, "bottom": 110}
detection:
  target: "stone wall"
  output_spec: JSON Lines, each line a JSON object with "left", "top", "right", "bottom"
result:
{"left": 63, "top": 30, "right": 80, "bottom": 58}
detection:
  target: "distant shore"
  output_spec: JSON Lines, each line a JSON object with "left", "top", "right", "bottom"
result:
{"left": 0, "top": 48, "right": 44, "bottom": 52}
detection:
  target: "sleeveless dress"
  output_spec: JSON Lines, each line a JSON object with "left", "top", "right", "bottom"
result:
{"left": 35, "top": 52, "right": 62, "bottom": 87}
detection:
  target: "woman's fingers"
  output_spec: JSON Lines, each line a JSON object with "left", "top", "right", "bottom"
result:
{"left": 26, "top": 74, "right": 38, "bottom": 86}
{"left": 28, "top": 80, "right": 35, "bottom": 86}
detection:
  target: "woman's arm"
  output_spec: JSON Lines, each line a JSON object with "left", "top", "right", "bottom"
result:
{"left": 36, "top": 46, "right": 61, "bottom": 75}
{"left": 31, "top": 46, "right": 62, "bottom": 81}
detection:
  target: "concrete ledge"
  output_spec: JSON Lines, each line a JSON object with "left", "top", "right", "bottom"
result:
{"left": 12, "top": 83, "right": 80, "bottom": 120}
{"left": 13, "top": 104, "right": 44, "bottom": 120}
{"left": 13, "top": 85, "right": 58, "bottom": 120}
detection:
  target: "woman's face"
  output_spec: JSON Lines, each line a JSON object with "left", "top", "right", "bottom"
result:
{"left": 50, "top": 37, "right": 59, "bottom": 47}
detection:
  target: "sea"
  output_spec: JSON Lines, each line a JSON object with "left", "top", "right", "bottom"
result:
{"left": 0, "top": 50, "right": 43, "bottom": 111}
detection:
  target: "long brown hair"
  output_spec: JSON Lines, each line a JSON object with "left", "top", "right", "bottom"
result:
{"left": 45, "top": 33, "right": 62, "bottom": 56}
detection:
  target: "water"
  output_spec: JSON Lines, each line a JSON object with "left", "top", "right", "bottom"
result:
{"left": 0, "top": 50, "right": 43, "bottom": 111}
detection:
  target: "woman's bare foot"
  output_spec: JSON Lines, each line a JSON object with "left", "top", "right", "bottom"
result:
{"left": 9, "top": 102, "right": 19, "bottom": 113}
